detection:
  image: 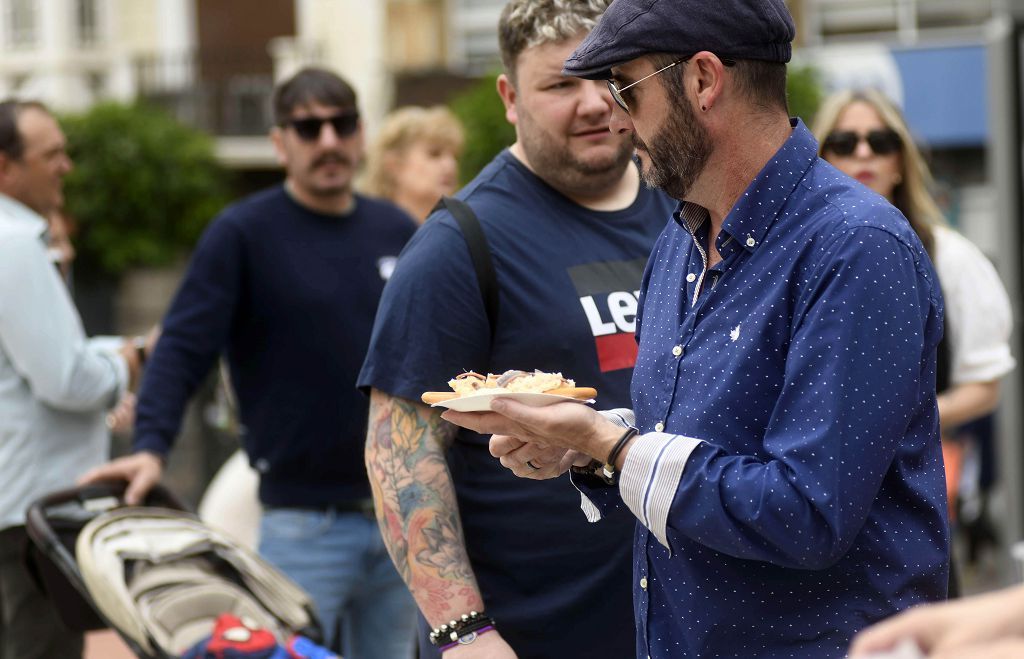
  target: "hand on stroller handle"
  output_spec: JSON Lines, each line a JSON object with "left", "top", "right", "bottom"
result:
{"left": 78, "top": 450, "right": 164, "bottom": 506}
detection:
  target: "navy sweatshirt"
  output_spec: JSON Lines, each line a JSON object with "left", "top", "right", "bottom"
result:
{"left": 133, "top": 185, "right": 417, "bottom": 506}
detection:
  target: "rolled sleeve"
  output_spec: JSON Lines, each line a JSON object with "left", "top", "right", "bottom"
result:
{"left": 571, "top": 425, "right": 705, "bottom": 546}
{"left": 619, "top": 432, "right": 703, "bottom": 552}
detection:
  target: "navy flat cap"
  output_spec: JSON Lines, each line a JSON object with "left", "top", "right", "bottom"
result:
{"left": 564, "top": 0, "right": 795, "bottom": 80}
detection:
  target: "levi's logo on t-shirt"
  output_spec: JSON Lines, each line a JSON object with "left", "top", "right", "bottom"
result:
{"left": 568, "top": 258, "right": 647, "bottom": 373}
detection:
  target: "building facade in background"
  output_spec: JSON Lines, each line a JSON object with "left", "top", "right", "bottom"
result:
{"left": 0, "top": 0, "right": 1020, "bottom": 586}
{"left": 0, "top": 0, "right": 194, "bottom": 111}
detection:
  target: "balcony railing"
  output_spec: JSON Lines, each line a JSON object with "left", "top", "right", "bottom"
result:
{"left": 133, "top": 49, "right": 276, "bottom": 137}
{"left": 803, "top": 0, "right": 1000, "bottom": 44}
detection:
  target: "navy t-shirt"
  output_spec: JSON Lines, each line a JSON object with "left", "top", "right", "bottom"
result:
{"left": 358, "top": 150, "right": 675, "bottom": 658}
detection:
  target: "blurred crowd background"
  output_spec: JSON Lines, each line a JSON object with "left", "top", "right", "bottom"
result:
{"left": 8, "top": 0, "right": 1024, "bottom": 597}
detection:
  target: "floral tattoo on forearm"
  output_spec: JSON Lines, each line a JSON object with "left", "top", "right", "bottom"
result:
{"left": 365, "top": 390, "right": 482, "bottom": 623}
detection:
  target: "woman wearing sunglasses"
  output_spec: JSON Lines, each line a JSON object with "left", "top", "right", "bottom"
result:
{"left": 813, "top": 88, "right": 1015, "bottom": 597}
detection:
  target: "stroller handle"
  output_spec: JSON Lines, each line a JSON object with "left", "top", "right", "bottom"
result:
{"left": 28, "top": 480, "right": 188, "bottom": 519}
{"left": 23, "top": 480, "right": 192, "bottom": 644}
{"left": 25, "top": 480, "right": 189, "bottom": 567}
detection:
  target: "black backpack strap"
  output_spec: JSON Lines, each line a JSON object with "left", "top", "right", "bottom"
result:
{"left": 436, "top": 196, "right": 499, "bottom": 339}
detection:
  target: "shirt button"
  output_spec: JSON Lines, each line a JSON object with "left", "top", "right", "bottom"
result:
{"left": 745, "top": 236, "right": 756, "bottom": 247}
{"left": 654, "top": 422, "right": 664, "bottom": 432}
{"left": 672, "top": 345, "right": 682, "bottom": 357}
{"left": 640, "top": 577, "right": 648, "bottom": 589}
{"left": 686, "top": 273, "right": 696, "bottom": 282}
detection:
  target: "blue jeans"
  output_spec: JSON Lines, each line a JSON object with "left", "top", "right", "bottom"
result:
{"left": 259, "top": 507, "right": 416, "bottom": 659}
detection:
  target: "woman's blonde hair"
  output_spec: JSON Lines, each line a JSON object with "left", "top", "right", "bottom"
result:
{"left": 811, "top": 88, "right": 945, "bottom": 256}
{"left": 362, "top": 106, "right": 464, "bottom": 201}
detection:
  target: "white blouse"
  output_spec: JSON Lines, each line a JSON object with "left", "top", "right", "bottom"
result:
{"left": 931, "top": 225, "right": 1016, "bottom": 386}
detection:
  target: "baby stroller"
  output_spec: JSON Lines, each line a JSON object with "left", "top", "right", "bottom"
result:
{"left": 24, "top": 481, "right": 322, "bottom": 658}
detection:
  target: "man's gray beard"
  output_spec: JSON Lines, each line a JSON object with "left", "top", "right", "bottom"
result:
{"left": 634, "top": 99, "right": 712, "bottom": 201}
{"left": 518, "top": 122, "right": 635, "bottom": 196}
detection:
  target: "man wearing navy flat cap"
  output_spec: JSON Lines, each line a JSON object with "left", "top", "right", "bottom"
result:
{"left": 444, "top": 0, "right": 950, "bottom": 657}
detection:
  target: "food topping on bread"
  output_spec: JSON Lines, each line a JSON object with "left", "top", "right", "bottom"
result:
{"left": 447, "top": 369, "right": 575, "bottom": 396}
{"left": 449, "top": 372, "right": 488, "bottom": 395}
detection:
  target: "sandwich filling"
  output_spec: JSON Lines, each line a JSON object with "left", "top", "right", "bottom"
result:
{"left": 448, "top": 370, "right": 574, "bottom": 396}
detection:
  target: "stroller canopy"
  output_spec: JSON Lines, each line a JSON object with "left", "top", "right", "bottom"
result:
{"left": 76, "top": 507, "right": 315, "bottom": 657}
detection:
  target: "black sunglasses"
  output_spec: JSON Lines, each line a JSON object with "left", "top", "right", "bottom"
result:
{"left": 282, "top": 111, "right": 360, "bottom": 141}
{"left": 823, "top": 129, "right": 901, "bottom": 157}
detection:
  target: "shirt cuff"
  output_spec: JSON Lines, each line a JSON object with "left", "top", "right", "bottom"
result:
{"left": 87, "top": 336, "right": 130, "bottom": 407}
{"left": 569, "top": 470, "right": 620, "bottom": 523}
{"left": 578, "top": 487, "right": 603, "bottom": 523}
{"left": 600, "top": 408, "right": 635, "bottom": 428}
{"left": 953, "top": 347, "right": 1016, "bottom": 385}
{"left": 619, "top": 432, "right": 703, "bottom": 553}
{"left": 575, "top": 409, "right": 637, "bottom": 520}
{"left": 99, "top": 350, "right": 130, "bottom": 408}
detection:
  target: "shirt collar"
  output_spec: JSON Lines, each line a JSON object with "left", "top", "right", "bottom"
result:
{"left": 0, "top": 192, "right": 47, "bottom": 239}
{"left": 672, "top": 118, "right": 819, "bottom": 252}
{"left": 676, "top": 202, "right": 709, "bottom": 235}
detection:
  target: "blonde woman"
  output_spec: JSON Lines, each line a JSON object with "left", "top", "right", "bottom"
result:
{"left": 813, "top": 88, "right": 1015, "bottom": 592}
{"left": 362, "top": 106, "right": 464, "bottom": 222}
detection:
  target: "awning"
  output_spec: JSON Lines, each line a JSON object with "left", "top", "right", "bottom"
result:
{"left": 802, "top": 42, "right": 988, "bottom": 148}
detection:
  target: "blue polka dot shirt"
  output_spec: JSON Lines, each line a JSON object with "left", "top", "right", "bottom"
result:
{"left": 578, "top": 120, "right": 949, "bottom": 658}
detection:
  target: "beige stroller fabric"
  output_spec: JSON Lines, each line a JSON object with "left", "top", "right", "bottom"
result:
{"left": 76, "top": 507, "right": 314, "bottom": 656}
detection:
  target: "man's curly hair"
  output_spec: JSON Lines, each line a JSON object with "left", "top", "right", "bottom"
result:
{"left": 498, "top": 0, "right": 611, "bottom": 80}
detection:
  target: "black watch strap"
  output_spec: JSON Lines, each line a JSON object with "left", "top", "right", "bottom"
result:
{"left": 570, "top": 459, "right": 616, "bottom": 486}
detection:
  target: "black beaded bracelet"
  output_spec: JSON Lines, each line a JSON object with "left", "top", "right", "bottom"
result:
{"left": 428, "top": 611, "right": 496, "bottom": 647}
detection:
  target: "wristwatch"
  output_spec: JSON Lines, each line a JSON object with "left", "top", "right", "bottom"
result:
{"left": 570, "top": 458, "right": 615, "bottom": 485}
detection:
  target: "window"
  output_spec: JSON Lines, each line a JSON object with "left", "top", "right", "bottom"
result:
{"left": 77, "top": 0, "right": 99, "bottom": 47}
{"left": 6, "top": 0, "right": 36, "bottom": 48}
{"left": 448, "top": 0, "right": 503, "bottom": 73}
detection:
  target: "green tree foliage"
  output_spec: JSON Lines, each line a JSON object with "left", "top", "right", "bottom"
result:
{"left": 61, "top": 102, "right": 229, "bottom": 277}
{"left": 449, "top": 73, "right": 515, "bottom": 184}
{"left": 449, "top": 65, "right": 824, "bottom": 185}
{"left": 787, "top": 64, "right": 823, "bottom": 126}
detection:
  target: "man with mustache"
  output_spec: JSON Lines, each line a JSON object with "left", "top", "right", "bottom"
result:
{"left": 357, "top": 1, "right": 675, "bottom": 656}
{"left": 445, "top": 0, "right": 949, "bottom": 657}
{"left": 81, "top": 68, "right": 419, "bottom": 658}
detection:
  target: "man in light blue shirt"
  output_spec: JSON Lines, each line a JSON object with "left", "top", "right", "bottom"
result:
{"left": 0, "top": 100, "right": 141, "bottom": 658}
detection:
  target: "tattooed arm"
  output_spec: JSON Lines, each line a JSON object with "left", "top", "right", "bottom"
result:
{"left": 366, "top": 388, "right": 517, "bottom": 657}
